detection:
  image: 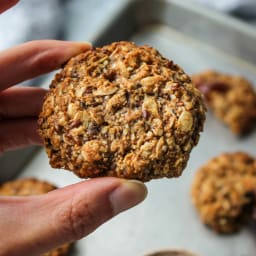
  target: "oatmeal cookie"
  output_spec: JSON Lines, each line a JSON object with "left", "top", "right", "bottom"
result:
{"left": 144, "top": 249, "right": 199, "bottom": 256}
{"left": 191, "top": 152, "right": 256, "bottom": 233}
{"left": 192, "top": 70, "right": 256, "bottom": 135}
{"left": 43, "top": 244, "right": 71, "bottom": 256}
{"left": 38, "top": 41, "right": 206, "bottom": 182}
{"left": 0, "top": 178, "right": 72, "bottom": 256}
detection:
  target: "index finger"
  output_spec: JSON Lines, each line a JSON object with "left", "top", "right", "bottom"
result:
{"left": 0, "top": 40, "right": 91, "bottom": 91}
{"left": 0, "top": 0, "right": 19, "bottom": 14}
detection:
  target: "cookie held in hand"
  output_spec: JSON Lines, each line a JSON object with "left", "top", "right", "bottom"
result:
{"left": 38, "top": 41, "right": 206, "bottom": 181}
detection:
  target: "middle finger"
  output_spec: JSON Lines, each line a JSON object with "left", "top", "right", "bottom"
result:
{"left": 0, "top": 117, "right": 42, "bottom": 153}
{"left": 0, "top": 86, "right": 47, "bottom": 119}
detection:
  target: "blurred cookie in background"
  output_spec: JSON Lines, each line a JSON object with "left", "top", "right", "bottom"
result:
{"left": 0, "top": 178, "right": 73, "bottom": 256}
{"left": 192, "top": 70, "right": 256, "bottom": 136}
{"left": 144, "top": 249, "right": 200, "bottom": 256}
{"left": 191, "top": 152, "right": 256, "bottom": 233}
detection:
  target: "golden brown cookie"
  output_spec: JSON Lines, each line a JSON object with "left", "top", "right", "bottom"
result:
{"left": 191, "top": 152, "right": 256, "bottom": 233}
{"left": 42, "top": 244, "right": 71, "bottom": 256}
{"left": 144, "top": 249, "right": 199, "bottom": 256}
{"left": 192, "top": 70, "right": 256, "bottom": 135}
{"left": 0, "top": 178, "right": 56, "bottom": 196}
{"left": 0, "top": 178, "right": 72, "bottom": 256}
{"left": 38, "top": 41, "right": 206, "bottom": 182}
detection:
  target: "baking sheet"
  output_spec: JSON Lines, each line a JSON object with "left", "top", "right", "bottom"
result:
{"left": 19, "top": 0, "right": 256, "bottom": 255}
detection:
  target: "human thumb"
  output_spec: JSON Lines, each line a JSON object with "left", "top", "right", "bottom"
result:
{"left": 0, "top": 177, "right": 147, "bottom": 256}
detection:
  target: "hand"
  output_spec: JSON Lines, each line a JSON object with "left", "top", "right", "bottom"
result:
{"left": 0, "top": 32, "right": 92, "bottom": 152}
{"left": 0, "top": 1, "right": 147, "bottom": 255}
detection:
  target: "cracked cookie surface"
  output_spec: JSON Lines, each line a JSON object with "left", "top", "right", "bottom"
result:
{"left": 39, "top": 41, "right": 206, "bottom": 181}
{"left": 191, "top": 152, "right": 256, "bottom": 233}
{"left": 192, "top": 70, "right": 256, "bottom": 135}
{"left": 0, "top": 178, "right": 72, "bottom": 256}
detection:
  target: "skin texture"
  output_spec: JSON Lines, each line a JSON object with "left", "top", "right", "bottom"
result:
{"left": 0, "top": 178, "right": 73, "bottom": 256}
{"left": 0, "top": 1, "right": 147, "bottom": 255}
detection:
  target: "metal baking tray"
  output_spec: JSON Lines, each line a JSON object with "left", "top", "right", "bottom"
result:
{"left": 19, "top": 0, "right": 256, "bottom": 255}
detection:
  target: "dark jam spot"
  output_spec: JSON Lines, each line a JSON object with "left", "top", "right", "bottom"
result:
{"left": 197, "top": 81, "right": 230, "bottom": 102}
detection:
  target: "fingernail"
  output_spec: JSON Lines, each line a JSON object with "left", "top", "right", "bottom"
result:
{"left": 60, "top": 41, "right": 92, "bottom": 64}
{"left": 72, "top": 41, "right": 92, "bottom": 51}
{"left": 109, "top": 180, "right": 147, "bottom": 215}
